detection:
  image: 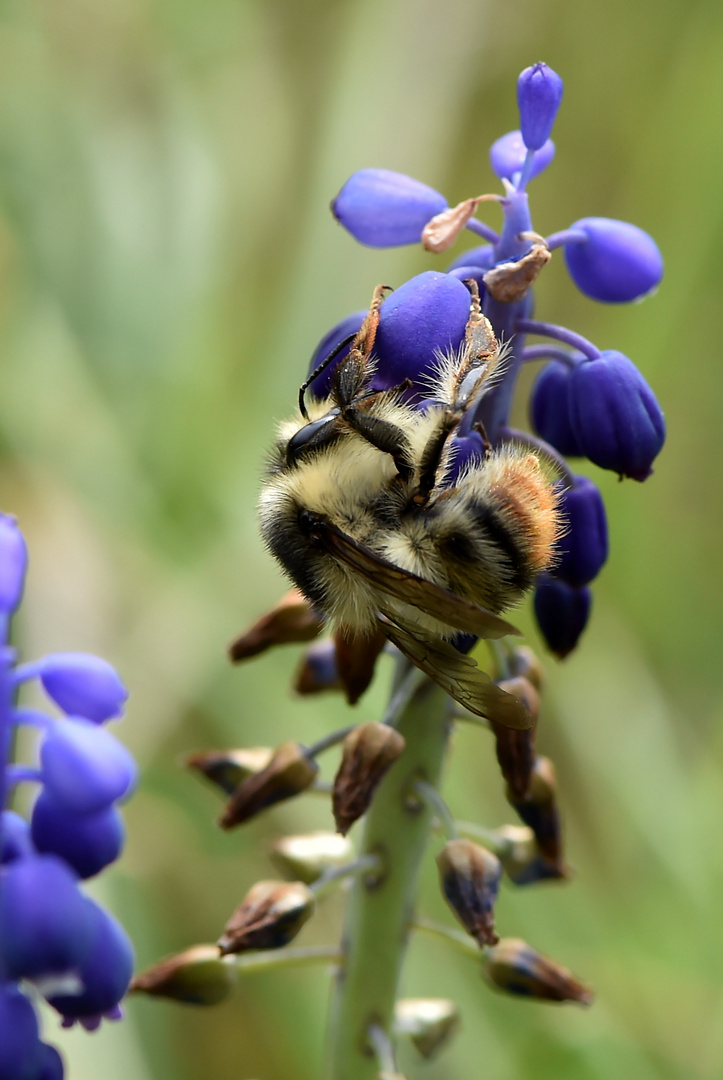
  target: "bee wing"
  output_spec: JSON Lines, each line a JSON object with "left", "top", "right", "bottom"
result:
{"left": 380, "top": 616, "right": 533, "bottom": 730}
{"left": 315, "top": 517, "right": 519, "bottom": 640}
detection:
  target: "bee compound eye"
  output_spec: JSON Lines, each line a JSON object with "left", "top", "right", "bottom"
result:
{"left": 298, "top": 509, "right": 324, "bottom": 541}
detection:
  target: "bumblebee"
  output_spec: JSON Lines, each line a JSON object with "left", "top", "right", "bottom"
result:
{"left": 258, "top": 284, "right": 561, "bottom": 728}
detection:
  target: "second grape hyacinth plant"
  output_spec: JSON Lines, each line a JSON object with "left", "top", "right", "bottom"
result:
{"left": 0, "top": 514, "right": 136, "bottom": 1080}
{"left": 133, "top": 63, "right": 665, "bottom": 1079}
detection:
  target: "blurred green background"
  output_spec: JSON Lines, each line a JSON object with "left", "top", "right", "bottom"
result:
{"left": 2, "top": 0, "right": 722, "bottom": 1076}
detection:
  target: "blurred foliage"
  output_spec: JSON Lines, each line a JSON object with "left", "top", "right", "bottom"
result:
{"left": 1, "top": 0, "right": 722, "bottom": 1077}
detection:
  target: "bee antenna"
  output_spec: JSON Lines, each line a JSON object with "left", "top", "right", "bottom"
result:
{"left": 298, "top": 332, "right": 359, "bottom": 420}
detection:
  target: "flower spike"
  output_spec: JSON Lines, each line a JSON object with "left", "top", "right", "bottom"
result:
{"left": 517, "top": 63, "right": 564, "bottom": 150}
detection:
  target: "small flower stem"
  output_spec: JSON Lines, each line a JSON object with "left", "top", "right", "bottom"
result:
{"left": 229, "top": 945, "right": 341, "bottom": 974}
{"left": 454, "top": 821, "right": 514, "bottom": 857}
{"left": 411, "top": 916, "right": 482, "bottom": 960}
{"left": 312, "top": 853, "right": 383, "bottom": 901}
{"left": 516, "top": 148, "right": 536, "bottom": 192}
{"left": 521, "top": 344, "right": 581, "bottom": 368}
{"left": 430, "top": 818, "right": 514, "bottom": 861}
{"left": 10, "top": 660, "right": 45, "bottom": 685}
{"left": 381, "top": 667, "right": 426, "bottom": 728}
{"left": 544, "top": 228, "right": 588, "bottom": 251}
{"left": 0, "top": 646, "right": 13, "bottom": 827}
{"left": 367, "top": 1023, "right": 397, "bottom": 1074}
{"left": 5, "top": 764, "right": 42, "bottom": 788}
{"left": 326, "top": 672, "right": 451, "bottom": 1080}
{"left": 307, "top": 725, "right": 356, "bottom": 759}
{"left": 468, "top": 186, "right": 534, "bottom": 444}
{"left": 515, "top": 319, "right": 601, "bottom": 360}
{"left": 412, "top": 779, "right": 457, "bottom": 841}
{"left": 10, "top": 707, "right": 52, "bottom": 729}
{"left": 464, "top": 218, "right": 500, "bottom": 244}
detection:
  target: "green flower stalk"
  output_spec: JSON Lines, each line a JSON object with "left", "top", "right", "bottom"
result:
{"left": 135, "top": 61, "right": 663, "bottom": 1080}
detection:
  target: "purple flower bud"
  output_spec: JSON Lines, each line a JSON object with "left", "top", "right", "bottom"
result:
{"left": 446, "top": 244, "right": 495, "bottom": 296}
{"left": 530, "top": 360, "right": 582, "bottom": 457}
{"left": 534, "top": 575, "right": 591, "bottom": 659}
{"left": 568, "top": 352, "right": 665, "bottom": 480}
{"left": 517, "top": 63, "right": 564, "bottom": 150}
{"left": 294, "top": 639, "right": 342, "bottom": 696}
{"left": 0, "top": 854, "right": 93, "bottom": 979}
{"left": 46, "top": 899, "right": 134, "bottom": 1020}
{"left": 490, "top": 130, "right": 556, "bottom": 182}
{"left": 445, "top": 265, "right": 488, "bottom": 297}
{"left": 40, "top": 718, "right": 137, "bottom": 814}
{"left": 0, "top": 513, "right": 28, "bottom": 615}
{"left": 446, "top": 245, "right": 495, "bottom": 273}
{"left": 306, "top": 311, "right": 366, "bottom": 400}
{"left": 1, "top": 810, "right": 35, "bottom": 863}
{"left": 0, "top": 985, "right": 44, "bottom": 1080}
{"left": 332, "top": 169, "right": 447, "bottom": 248}
{"left": 373, "top": 272, "right": 471, "bottom": 391}
{"left": 564, "top": 218, "right": 663, "bottom": 303}
{"left": 554, "top": 476, "right": 608, "bottom": 587}
{"left": 37, "top": 1045, "right": 64, "bottom": 1080}
{"left": 31, "top": 791, "right": 125, "bottom": 879}
{"left": 38, "top": 653, "right": 128, "bottom": 724}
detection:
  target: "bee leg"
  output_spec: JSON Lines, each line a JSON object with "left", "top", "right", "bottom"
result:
{"left": 342, "top": 410, "right": 414, "bottom": 480}
{"left": 333, "top": 284, "right": 391, "bottom": 408}
{"left": 415, "top": 409, "right": 490, "bottom": 504}
{"left": 415, "top": 409, "right": 458, "bottom": 502}
{"left": 472, "top": 420, "right": 493, "bottom": 457}
{"left": 383, "top": 377, "right": 413, "bottom": 397}
{"left": 354, "top": 282, "right": 390, "bottom": 359}
{"left": 461, "top": 279, "right": 499, "bottom": 365}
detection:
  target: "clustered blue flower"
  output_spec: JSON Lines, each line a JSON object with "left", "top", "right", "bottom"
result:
{"left": 0, "top": 514, "right": 135, "bottom": 1079}
{"left": 322, "top": 62, "right": 665, "bottom": 656}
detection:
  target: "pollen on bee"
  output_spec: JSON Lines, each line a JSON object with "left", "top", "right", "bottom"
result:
{"left": 487, "top": 451, "right": 563, "bottom": 574}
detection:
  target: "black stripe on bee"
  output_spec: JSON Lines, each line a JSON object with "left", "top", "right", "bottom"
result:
{"left": 467, "top": 501, "right": 533, "bottom": 592}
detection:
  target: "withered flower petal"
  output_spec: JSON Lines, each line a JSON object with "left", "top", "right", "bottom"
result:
{"left": 482, "top": 242, "right": 551, "bottom": 303}
{"left": 506, "top": 756, "right": 562, "bottom": 866}
{"left": 507, "top": 645, "right": 545, "bottom": 691}
{"left": 219, "top": 743, "right": 318, "bottom": 830}
{"left": 332, "top": 723, "right": 405, "bottom": 836}
{"left": 131, "top": 945, "right": 234, "bottom": 1006}
{"left": 494, "top": 825, "right": 567, "bottom": 886}
{"left": 436, "top": 838, "right": 502, "bottom": 946}
{"left": 483, "top": 937, "right": 592, "bottom": 1005}
{"left": 186, "top": 747, "right": 274, "bottom": 796}
{"left": 394, "top": 997, "right": 460, "bottom": 1059}
{"left": 218, "top": 880, "right": 315, "bottom": 955}
{"left": 492, "top": 677, "right": 539, "bottom": 799}
{"left": 333, "top": 627, "right": 387, "bottom": 705}
{"left": 270, "top": 831, "right": 354, "bottom": 885}
{"left": 294, "top": 640, "right": 343, "bottom": 696}
{"left": 228, "top": 590, "right": 323, "bottom": 662}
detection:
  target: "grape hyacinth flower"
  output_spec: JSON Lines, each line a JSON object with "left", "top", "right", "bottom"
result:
{"left": 0, "top": 514, "right": 135, "bottom": 1079}
{"left": 133, "top": 64, "right": 658, "bottom": 1080}
{"left": 329, "top": 59, "right": 664, "bottom": 654}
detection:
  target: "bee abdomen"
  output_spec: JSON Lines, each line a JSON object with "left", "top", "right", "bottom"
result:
{"left": 468, "top": 502, "right": 533, "bottom": 592}
{"left": 438, "top": 450, "right": 562, "bottom": 612}
{"left": 482, "top": 452, "right": 562, "bottom": 577}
